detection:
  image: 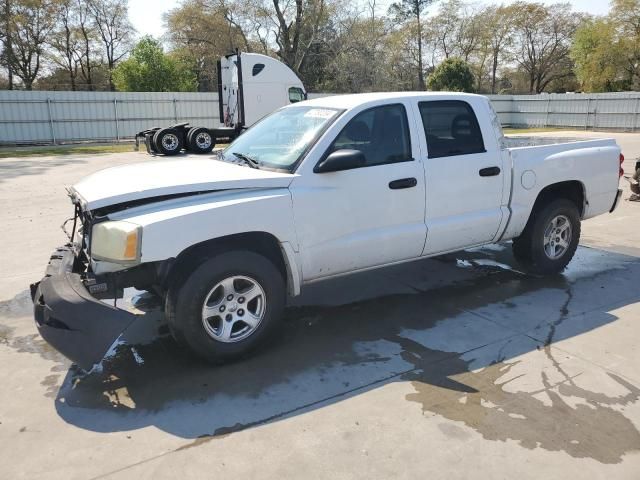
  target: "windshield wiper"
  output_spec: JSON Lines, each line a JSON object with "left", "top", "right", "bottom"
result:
{"left": 232, "top": 152, "right": 260, "bottom": 169}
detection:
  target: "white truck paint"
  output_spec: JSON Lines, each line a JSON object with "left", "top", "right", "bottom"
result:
{"left": 34, "top": 92, "right": 624, "bottom": 368}
{"left": 76, "top": 92, "right": 622, "bottom": 284}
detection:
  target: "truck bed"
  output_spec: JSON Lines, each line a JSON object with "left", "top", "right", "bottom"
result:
{"left": 504, "top": 135, "right": 600, "bottom": 148}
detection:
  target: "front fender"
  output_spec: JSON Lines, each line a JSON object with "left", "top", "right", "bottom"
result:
{"left": 107, "top": 188, "right": 299, "bottom": 263}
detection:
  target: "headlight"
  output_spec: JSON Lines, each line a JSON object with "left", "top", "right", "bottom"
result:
{"left": 91, "top": 221, "right": 142, "bottom": 263}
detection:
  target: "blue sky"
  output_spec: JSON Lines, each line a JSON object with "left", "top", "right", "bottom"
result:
{"left": 129, "top": 0, "right": 612, "bottom": 39}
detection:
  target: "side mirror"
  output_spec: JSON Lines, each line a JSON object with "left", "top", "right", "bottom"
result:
{"left": 314, "top": 149, "right": 366, "bottom": 173}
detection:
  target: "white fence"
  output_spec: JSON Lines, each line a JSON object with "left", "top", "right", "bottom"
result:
{"left": 486, "top": 92, "right": 640, "bottom": 130}
{"left": 0, "top": 90, "right": 219, "bottom": 145}
{"left": 2, "top": 90, "right": 640, "bottom": 145}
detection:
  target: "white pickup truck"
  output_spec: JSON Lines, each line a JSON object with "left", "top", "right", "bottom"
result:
{"left": 31, "top": 92, "right": 624, "bottom": 369}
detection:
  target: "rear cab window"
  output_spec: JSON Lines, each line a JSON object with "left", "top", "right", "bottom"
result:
{"left": 419, "top": 100, "right": 486, "bottom": 158}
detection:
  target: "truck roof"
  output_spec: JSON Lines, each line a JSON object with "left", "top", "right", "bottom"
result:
{"left": 300, "top": 91, "right": 485, "bottom": 110}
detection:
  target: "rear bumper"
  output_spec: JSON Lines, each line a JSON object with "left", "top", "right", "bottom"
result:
{"left": 30, "top": 247, "right": 137, "bottom": 370}
{"left": 610, "top": 188, "right": 623, "bottom": 213}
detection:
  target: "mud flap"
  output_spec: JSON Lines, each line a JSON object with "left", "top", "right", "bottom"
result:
{"left": 610, "top": 188, "right": 623, "bottom": 212}
{"left": 31, "top": 248, "right": 137, "bottom": 370}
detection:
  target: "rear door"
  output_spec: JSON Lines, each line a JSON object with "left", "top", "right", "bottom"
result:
{"left": 417, "top": 99, "right": 505, "bottom": 254}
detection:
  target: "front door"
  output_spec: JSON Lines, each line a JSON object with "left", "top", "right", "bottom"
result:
{"left": 290, "top": 102, "right": 427, "bottom": 281}
{"left": 417, "top": 99, "right": 505, "bottom": 254}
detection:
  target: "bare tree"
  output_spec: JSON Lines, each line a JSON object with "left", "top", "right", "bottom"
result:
{"left": 388, "top": 0, "right": 434, "bottom": 89}
{"left": 88, "top": 0, "right": 135, "bottom": 90}
{"left": 8, "top": 0, "right": 59, "bottom": 89}
{"left": 482, "top": 5, "right": 515, "bottom": 94}
{"left": 75, "top": 0, "right": 97, "bottom": 89}
{"left": 1, "top": 0, "right": 14, "bottom": 89}
{"left": 49, "top": 0, "right": 82, "bottom": 90}
{"left": 512, "top": 2, "right": 579, "bottom": 93}
{"left": 270, "top": 0, "right": 327, "bottom": 74}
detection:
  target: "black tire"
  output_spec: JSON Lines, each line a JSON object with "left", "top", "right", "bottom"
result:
{"left": 145, "top": 132, "right": 159, "bottom": 154}
{"left": 184, "top": 127, "right": 198, "bottom": 152}
{"left": 188, "top": 127, "right": 215, "bottom": 154}
{"left": 165, "top": 250, "right": 286, "bottom": 363}
{"left": 512, "top": 198, "right": 581, "bottom": 275}
{"left": 153, "top": 128, "right": 184, "bottom": 155}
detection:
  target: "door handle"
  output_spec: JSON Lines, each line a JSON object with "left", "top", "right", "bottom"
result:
{"left": 389, "top": 177, "right": 418, "bottom": 189}
{"left": 479, "top": 166, "right": 501, "bottom": 177}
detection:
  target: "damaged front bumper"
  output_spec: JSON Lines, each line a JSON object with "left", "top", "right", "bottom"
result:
{"left": 30, "top": 246, "right": 137, "bottom": 370}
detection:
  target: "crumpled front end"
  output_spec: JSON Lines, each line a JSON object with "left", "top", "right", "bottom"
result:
{"left": 31, "top": 246, "right": 137, "bottom": 370}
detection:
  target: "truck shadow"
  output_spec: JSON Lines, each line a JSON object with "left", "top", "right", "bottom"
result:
{"left": 47, "top": 245, "right": 640, "bottom": 463}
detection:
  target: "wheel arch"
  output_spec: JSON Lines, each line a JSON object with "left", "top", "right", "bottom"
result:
{"left": 162, "top": 231, "right": 301, "bottom": 297}
{"left": 531, "top": 180, "right": 586, "bottom": 219}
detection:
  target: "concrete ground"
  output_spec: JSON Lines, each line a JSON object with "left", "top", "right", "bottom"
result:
{"left": 1, "top": 131, "right": 639, "bottom": 479}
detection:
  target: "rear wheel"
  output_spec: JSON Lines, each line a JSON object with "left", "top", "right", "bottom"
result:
{"left": 145, "top": 132, "right": 159, "bottom": 154}
{"left": 188, "top": 127, "right": 215, "bottom": 154}
{"left": 153, "top": 128, "right": 183, "bottom": 155}
{"left": 512, "top": 198, "right": 581, "bottom": 275}
{"left": 166, "top": 250, "right": 285, "bottom": 363}
{"left": 184, "top": 127, "right": 198, "bottom": 152}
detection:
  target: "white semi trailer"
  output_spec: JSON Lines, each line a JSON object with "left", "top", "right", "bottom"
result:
{"left": 135, "top": 50, "right": 307, "bottom": 155}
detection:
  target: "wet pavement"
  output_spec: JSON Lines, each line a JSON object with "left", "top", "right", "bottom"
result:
{"left": 1, "top": 136, "right": 640, "bottom": 479}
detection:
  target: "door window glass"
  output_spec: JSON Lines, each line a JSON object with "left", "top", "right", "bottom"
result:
{"left": 328, "top": 104, "right": 412, "bottom": 167}
{"left": 419, "top": 100, "right": 485, "bottom": 158}
{"left": 289, "top": 87, "right": 305, "bottom": 103}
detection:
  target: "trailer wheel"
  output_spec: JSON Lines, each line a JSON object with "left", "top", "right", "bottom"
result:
{"left": 145, "top": 133, "right": 159, "bottom": 154}
{"left": 184, "top": 127, "right": 198, "bottom": 152}
{"left": 153, "top": 128, "right": 184, "bottom": 155}
{"left": 188, "top": 127, "right": 215, "bottom": 154}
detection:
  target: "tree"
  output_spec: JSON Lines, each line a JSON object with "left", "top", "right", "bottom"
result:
{"left": 75, "top": 0, "right": 98, "bottom": 89}
{"left": 388, "top": 0, "right": 434, "bottom": 89}
{"left": 112, "top": 36, "right": 196, "bottom": 92}
{"left": 511, "top": 2, "right": 580, "bottom": 93}
{"left": 427, "top": 57, "right": 475, "bottom": 92}
{"left": 164, "top": 0, "right": 250, "bottom": 91}
{"left": 271, "top": 0, "right": 329, "bottom": 75}
{"left": 429, "top": 0, "right": 481, "bottom": 62}
{"left": 1, "top": 0, "right": 14, "bottom": 89}
{"left": 610, "top": 0, "right": 640, "bottom": 89}
{"left": 314, "top": 0, "right": 391, "bottom": 93}
{"left": 7, "top": 0, "right": 60, "bottom": 90}
{"left": 571, "top": 19, "right": 626, "bottom": 91}
{"left": 49, "top": 0, "right": 83, "bottom": 90}
{"left": 481, "top": 5, "right": 516, "bottom": 94}
{"left": 89, "top": 0, "right": 135, "bottom": 91}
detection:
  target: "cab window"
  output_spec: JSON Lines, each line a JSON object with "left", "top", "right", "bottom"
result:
{"left": 289, "top": 87, "right": 305, "bottom": 103}
{"left": 328, "top": 104, "right": 412, "bottom": 167}
{"left": 419, "top": 100, "right": 485, "bottom": 158}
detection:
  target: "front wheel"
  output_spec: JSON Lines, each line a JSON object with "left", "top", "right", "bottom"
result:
{"left": 512, "top": 198, "right": 581, "bottom": 275}
{"left": 166, "top": 250, "right": 285, "bottom": 363}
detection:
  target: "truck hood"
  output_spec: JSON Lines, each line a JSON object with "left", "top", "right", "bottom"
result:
{"left": 70, "top": 158, "right": 296, "bottom": 210}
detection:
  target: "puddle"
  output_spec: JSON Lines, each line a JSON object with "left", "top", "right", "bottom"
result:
{"left": 401, "top": 334, "right": 640, "bottom": 464}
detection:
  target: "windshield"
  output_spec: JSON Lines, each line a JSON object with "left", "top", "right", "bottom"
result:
{"left": 222, "top": 106, "right": 342, "bottom": 170}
